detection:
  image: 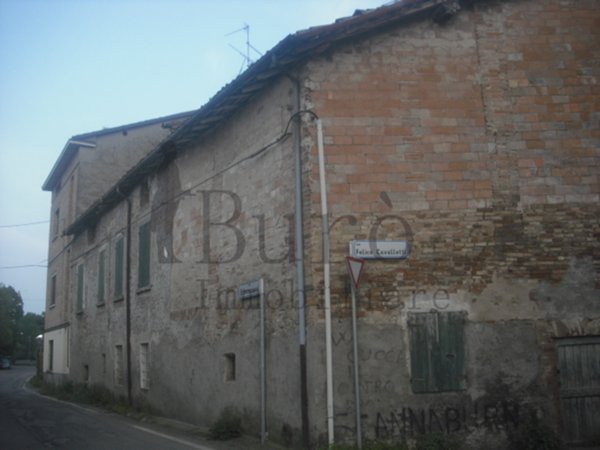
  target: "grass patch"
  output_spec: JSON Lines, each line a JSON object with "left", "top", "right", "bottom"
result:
{"left": 322, "top": 442, "right": 408, "bottom": 450}
{"left": 320, "top": 433, "right": 464, "bottom": 450}
{"left": 208, "top": 407, "right": 243, "bottom": 440}
{"left": 508, "top": 415, "right": 564, "bottom": 450}
{"left": 415, "top": 432, "right": 462, "bottom": 450}
{"left": 31, "top": 379, "right": 152, "bottom": 420}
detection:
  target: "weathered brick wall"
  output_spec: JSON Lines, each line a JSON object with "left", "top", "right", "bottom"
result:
{"left": 128, "top": 76, "right": 301, "bottom": 431}
{"left": 76, "top": 124, "right": 176, "bottom": 217}
{"left": 45, "top": 158, "right": 78, "bottom": 332}
{"left": 67, "top": 201, "right": 129, "bottom": 396}
{"left": 302, "top": 0, "right": 600, "bottom": 446}
{"left": 67, "top": 76, "right": 307, "bottom": 444}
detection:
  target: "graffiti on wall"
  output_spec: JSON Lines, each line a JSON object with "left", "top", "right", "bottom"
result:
{"left": 373, "top": 401, "right": 521, "bottom": 439}
{"left": 333, "top": 401, "right": 521, "bottom": 441}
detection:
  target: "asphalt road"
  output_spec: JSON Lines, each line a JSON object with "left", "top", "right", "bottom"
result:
{"left": 0, "top": 365, "right": 216, "bottom": 450}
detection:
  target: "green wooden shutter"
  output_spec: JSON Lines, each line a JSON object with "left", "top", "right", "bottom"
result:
{"left": 138, "top": 222, "right": 151, "bottom": 289}
{"left": 408, "top": 312, "right": 435, "bottom": 393}
{"left": 114, "top": 237, "right": 124, "bottom": 299}
{"left": 97, "top": 250, "right": 105, "bottom": 304}
{"left": 408, "top": 311, "right": 466, "bottom": 393}
{"left": 437, "top": 311, "right": 466, "bottom": 391}
{"left": 76, "top": 264, "right": 84, "bottom": 312}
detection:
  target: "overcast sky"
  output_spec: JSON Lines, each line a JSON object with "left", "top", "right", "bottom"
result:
{"left": 0, "top": 0, "right": 386, "bottom": 314}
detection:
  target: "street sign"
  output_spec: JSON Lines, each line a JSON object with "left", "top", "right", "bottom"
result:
{"left": 349, "top": 240, "right": 409, "bottom": 259}
{"left": 346, "top": 256, "right": 365, "bottom": 289}
{"left": 239, "top": 278, "right": 262, "bottom": 300}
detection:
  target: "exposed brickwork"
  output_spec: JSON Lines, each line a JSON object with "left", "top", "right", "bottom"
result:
{"left": 303, "top": 0, "right": 600, "bottom": 309}
{"left": 302, "top": 0, "right": 600, "bottom": 446}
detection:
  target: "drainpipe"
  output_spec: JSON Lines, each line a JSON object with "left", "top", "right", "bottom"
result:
{"left": 293, "top": 79, "right": 310, "bottom": 449}
{"left": 120, "top": 188, "right": 133, "bottom": 405}
{"left": 125, "top": 197, "right": 133, "bottom": 405}
{"left": 316, "top": 118, "right": 334, "bottom": 446}
{"left": 286, "top": 82, "right": 333, "bottom": 445}
{"left": 260, "top": 278, "right": 267, "bottom": 444}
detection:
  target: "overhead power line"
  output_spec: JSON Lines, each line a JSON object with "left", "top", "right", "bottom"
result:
{"left": 0, "top": 264, "right": 47, "bottom": 270}
{"left": 0, "top": 220, "right": 49, "bottom": 228}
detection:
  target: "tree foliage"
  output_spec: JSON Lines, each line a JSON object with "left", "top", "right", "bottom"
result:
{"left": 0, "top": 283, "right": 43, "bottom": 359}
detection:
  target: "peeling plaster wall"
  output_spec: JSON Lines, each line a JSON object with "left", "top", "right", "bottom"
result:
{"left": 67, "top": 201, "right": 129, "bottom": 396}
{"left": 302, "top": 0, "right": 600, "bottom": 447}
{"left": 45, "top": 121, "right": 178, "bottom": 379}
{"left": 67, "top": 76, "right": 306, "bottom": 445}
{"left": 132, "top": 75, "right": 301, "bottom": 440}
{"left": 76, "top": 124, "right": 174, "bottom": 218}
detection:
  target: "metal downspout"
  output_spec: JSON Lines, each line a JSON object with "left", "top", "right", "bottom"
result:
{"left": 124, "top": 193, "right": 133, "bottom": 405}
{"left": 316, "top": 118, "right": 334, "bottom": 447}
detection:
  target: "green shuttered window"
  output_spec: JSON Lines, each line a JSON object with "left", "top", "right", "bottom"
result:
{"left": 76, "top": 263, "right": 84, "bottom": 312}
{"left": 97, "top": 249, "right": 106, "bottom": 305}
{"left": 408, "top": 311, "right": 466, "bottom": 393}
{"left": 138, "top": 222, "right": 151, "bottom": 289}
{"left": 114, "top": 237, "right": 124, "bottom": 299}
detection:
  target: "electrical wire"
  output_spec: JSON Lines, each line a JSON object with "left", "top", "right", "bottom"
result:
{"left": 0, "top": 220, "right": 49, "bottom": 228}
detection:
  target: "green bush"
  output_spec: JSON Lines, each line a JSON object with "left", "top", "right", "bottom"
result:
{"left": 87, "top": 383, "right": 115, "bottom": 406}
{"left": 28, "top": 373, "right": 43, "bottom": 388}
{"left": 209, "top": 407, "right": 243, "bottom": 440}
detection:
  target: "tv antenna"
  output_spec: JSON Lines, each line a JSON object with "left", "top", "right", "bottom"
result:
{"left": 226, "top": 23, "right": 263, "bottom": 74}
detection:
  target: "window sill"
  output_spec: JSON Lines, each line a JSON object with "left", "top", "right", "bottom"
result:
{"left": 97, "top": 302, "right": 105, "bottom": 308}
{"left": 113, "top": 296, "right": 124, "bottom": 303}
{"left": 136, "top": 285, "right": 152, "bottom": 295}
{"left": 48, "top": 304, "right": 56, "bottom": 309}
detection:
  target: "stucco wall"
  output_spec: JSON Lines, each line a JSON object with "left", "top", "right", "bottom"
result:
{"left": 43, "top": 326, "right": 69, "bottom": 375}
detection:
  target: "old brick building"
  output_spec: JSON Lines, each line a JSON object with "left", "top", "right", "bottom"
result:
{"left": 42, "top": 111, "right": 194, "bottom": 382}
{"left": 44, "top": 0, "right": 599, "bottom": 448}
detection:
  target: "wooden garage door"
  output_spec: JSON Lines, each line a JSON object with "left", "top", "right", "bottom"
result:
{"left": 557, "top": 337, "right": 600, "bottom": 445}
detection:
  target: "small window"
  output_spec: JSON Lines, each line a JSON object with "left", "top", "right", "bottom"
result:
{"left": 49, "top": 275, "right": 57, "bottom": 307}
{"left": 97, "top": 249, "right": 106, "bottom": 306}
{"left": 114, "top": 236, "right": 124, "bottom": 300}
{"left": 224, "top": 353, "right": 236, "bottom": 382}
{"left": 140, "top": 343, "right": 149, "bottom": 390}
{"left": 115, "top": 345, "right": 124, "bottom": 386}
{"left": 84, "top": 364, "right": 89, "bottom": 384}
{"left": 87, "top": 225, "right": 96, "bottom": 245}
{"left": 138, "top": 222, "right": 151, "bottom": 289}
{"left": 76, "top": 263, "right": 85, "bottom": 313}
{"left": 408, "top": 311, "right": 466, "bottom": 393}
{"left": 102, "top": 353, "right": 107, "bottom": 377}
{"left": 53, "top": 208, "right": 60, "bottom": 238}
{"left": 48, "top": 340, "right": 54, "bottom": 372}
{"left": 140, "top": 179, "right": 150, "bottom": 208}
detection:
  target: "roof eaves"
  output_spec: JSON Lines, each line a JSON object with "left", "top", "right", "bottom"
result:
{"left": 42, "top": 110, "right": 197, "bottom": 192}
{"left": 42, "top": 139, "right": 96, "bottom": 191}
{"left": 70, "top": 110, "right": 197, "bottom": 141}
